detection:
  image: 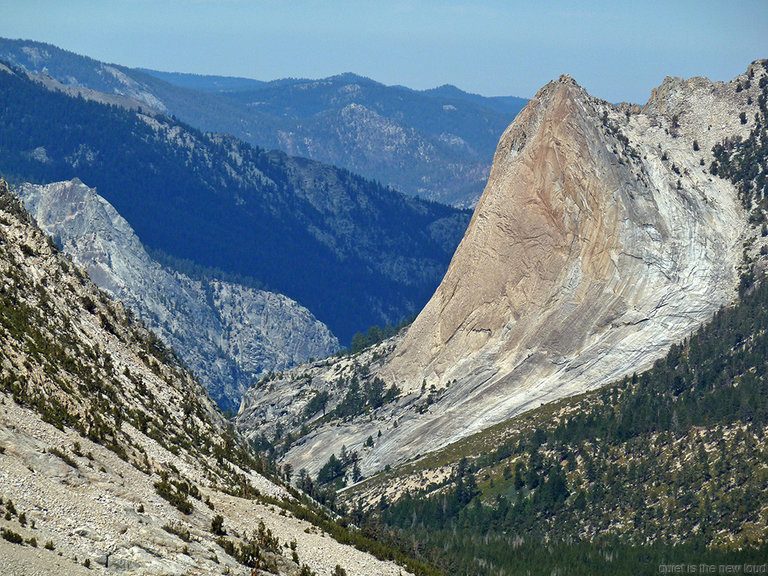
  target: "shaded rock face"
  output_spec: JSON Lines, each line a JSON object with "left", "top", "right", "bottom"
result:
{"left": 17, "top": 179, "right": 339, "bottom": 411}
{"left": 244, "top": 66, "right": 764, "bottom": 477}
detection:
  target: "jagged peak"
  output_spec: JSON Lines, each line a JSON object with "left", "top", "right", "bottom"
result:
{"left": 494, "top": 73, "right": 594, "bottom": 162}
{"left": 532, "top": 73, "right": 587, "bottom": 100}
{"left": 747, "top": 59, "right": 768, "bottom": 78}
{"left": 645, "top": 61, "right": 767, "bottom": 112}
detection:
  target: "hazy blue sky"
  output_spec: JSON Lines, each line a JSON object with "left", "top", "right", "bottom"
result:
{"left": 1, "top": 0, "right": 766, "bottom": 103}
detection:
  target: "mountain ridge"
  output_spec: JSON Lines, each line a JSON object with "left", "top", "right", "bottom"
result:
{"left": 0, "top": 175, "right": 421, "bottom": 575}
{"left": 0, "top": 36, "right": 527, "bottom": 206}
{"left": 237, "top": 62, "right": 767, "bottom": 479}
{"left": 0, "top": 61, "right": 471, "bottom": 343}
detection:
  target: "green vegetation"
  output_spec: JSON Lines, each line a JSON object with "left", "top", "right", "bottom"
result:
{"left": 1, "top": 528, "right": 23, "bottom": 544}
{"left": 303, "top": 390, "right": 330, "bottom": 418}
{"left": 215, "top": 521, "right": 281, "bottom": 571}
{"left": 163, "top": 522, "right": 191, "bottom": 542}
{"left": 332, "top": 376, "right": 399, "bottom": 419}
{"left": 317, "top": 454, "right": 346, "bottom": 486}
{"left": 153, "top": 472, "right": 199, "bottom": 515}
{"left": 48, "top": 447, "right": 79, "bottom": 469}
{"left": 211, "top": 514, "right": 226, "bottom": 536}
{"left": 710, "top": 68, "right": 768, "bottom": 213}
{"left": 346, "top": 316, "right": 414, "bottom": 354}
{"left": 350, "top": 270, "right": 768, "bottom": 574}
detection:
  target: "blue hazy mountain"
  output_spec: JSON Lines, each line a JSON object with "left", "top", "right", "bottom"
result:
{"left": 0, "top": 37, "right": 527, "bottom": 206}
{"left": 0, "top": 62, "right": 470, "bottom": 344}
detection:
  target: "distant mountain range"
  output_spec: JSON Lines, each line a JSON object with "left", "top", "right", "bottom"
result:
{"left": 0, "top": 37, "right": 527, "bottom": 206}
{"left": 0, "top": 61, "right": 470, "bottom": 343}
{"left": 1, "top": 31, "right": 767, "bottom": 575}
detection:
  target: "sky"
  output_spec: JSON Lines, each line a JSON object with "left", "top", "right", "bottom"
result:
{"left": 1, "top": 0, "right": 766, "bottom": 103}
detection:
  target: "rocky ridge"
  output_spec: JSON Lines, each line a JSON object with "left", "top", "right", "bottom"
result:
{"left": 0, "top": 62, "right": 471, "bottom": 343}
{"left": 0, "top": 178, "right": 412, "bottom": 576}
{"left": 15, "top": 178, "right": 338, "bottom": 411}
{"left": 0, "top": 37, "right": 527, "bottom": 206}
{"left": 238, "top": 62, "right": 768, "bottom": 479}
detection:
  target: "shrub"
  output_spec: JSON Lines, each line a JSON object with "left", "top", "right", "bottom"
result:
{"left": 154, "top": 480, "right": 193, "bottom": 514}
{"left": 1, "top": 529, "right": 23, "bottom": 544}
{"left": 163, "top": 522, "right": 191, "bottom": 542}
{"left": 211, "top": 514, "right": 226, "bottom": 536}
{"left": 48, "top": 447, "right": 78, "bottom": 468}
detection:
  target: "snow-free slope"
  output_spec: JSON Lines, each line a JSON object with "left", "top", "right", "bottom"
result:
{"left": 239, "top": 62, "right": 768, "bottom": 478}
{"left": 17, "top": 179, "right": 338, "bottom": 411}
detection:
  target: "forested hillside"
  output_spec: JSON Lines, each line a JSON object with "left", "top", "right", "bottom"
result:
{"left": 205, "top": 72, "right": 525, "bottom": 205}
{"left": 345, "top": 275, "right": 768, "bottom": 575}
{"left": 0, "top": 63, "right": 470, "bottom": 343}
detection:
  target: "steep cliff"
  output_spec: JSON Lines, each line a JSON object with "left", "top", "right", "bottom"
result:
{"left": 239, "top": 62, "right": 768, "bottom": 478}
{"left": 16, "top": 179, "right": 338, "bottom": 411}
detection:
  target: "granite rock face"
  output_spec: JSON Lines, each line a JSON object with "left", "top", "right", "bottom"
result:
{"left": 239, "top": 64, "right": 767, "bottom": 477}
{"left": 378, "top": 73, "right": 747, "bottom": 456}
{"left": 17, "top": 179, "right": 339, "bottom": 411}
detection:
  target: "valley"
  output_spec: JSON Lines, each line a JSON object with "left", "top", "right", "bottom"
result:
{"left": 17, "top": 178, "right": 338, "bottom": 412}
{"left": 238, "top": 62, "right": 768, "bottom": 480}
{"left": 0, "top": 60, "right": 471, "bottom": 345}
{"left": 0, "top": 24, "right": 766, "bottom": 576}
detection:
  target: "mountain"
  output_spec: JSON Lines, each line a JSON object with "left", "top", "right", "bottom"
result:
{"left": 135, "top": 69, "right": 267, "bottom": 92}
{"left": 15, "top": 178, "right": 338, "bottom": 412}
{"left": 192, "top": 72, "right": 526, "bottom": 206}
{"left": 421, "top": 83, "right": 529, "bottom": 116}
{"left": 343, "top": 274, "right": 768, "bottom": 574}
{"left": 0, "top": 177, "right": 421, "bottom": 576}
{"left": 237, "top": 61, "right": 768, "bottom": 478}
{"left": 0, "top": 37, "right": 527, "bottom": 206}
{"left": 0, "top": 61, "right": 471, "bottom": 344}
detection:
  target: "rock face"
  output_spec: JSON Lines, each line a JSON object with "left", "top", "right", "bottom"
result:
{"left": 0, "top": 178, "right": 412, "bottom": 576}
{"left": 378, "top": 73, "right": 747, "bottom": 455}
{"left": 239, "top": 63, "right": 768, "bottom": 478}
{"left": 17, "top": 179, "right": 339, "bottom": 411}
